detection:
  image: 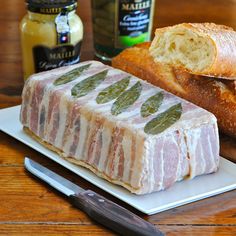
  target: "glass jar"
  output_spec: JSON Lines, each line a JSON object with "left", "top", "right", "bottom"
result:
{"left": 91, "top": 0, "right": 155, "bottom": 61}
{"left": 20, "top": 0, "right": 83, "bottom": 80}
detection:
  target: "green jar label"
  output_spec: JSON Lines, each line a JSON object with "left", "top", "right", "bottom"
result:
{"left": 115, "top": 0, "right": 153, "bottom": 48}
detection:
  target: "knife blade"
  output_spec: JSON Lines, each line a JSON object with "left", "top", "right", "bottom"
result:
{"left": 24, "top": 157, "right": 164, "bottom": 236}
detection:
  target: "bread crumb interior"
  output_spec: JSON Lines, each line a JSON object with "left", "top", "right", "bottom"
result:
{"left": 150, "top": 27, "right": 215, "bottom": 72}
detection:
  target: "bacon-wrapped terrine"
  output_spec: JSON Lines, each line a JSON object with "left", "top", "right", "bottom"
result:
{"left": 20, "top": 61, "right": 220, "bottom": 194}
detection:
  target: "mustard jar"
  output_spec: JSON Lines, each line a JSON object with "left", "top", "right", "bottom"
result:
{"left": 20, "top": 0, "right": 83, "bottom": 80}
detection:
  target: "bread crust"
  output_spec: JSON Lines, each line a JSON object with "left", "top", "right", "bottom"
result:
{"left": 112, "top": 43, "right": 236, "bottom": 138}
{"left": 150, "top": 23, "right": 236, "bottom": 80}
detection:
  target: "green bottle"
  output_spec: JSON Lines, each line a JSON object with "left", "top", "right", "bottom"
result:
{"left": 91, "top": 0, "right": 155, "bottom": 61}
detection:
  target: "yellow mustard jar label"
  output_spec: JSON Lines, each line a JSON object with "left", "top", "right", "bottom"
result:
{"left": 33, "top": 42, "right": 82, "bottom": 72}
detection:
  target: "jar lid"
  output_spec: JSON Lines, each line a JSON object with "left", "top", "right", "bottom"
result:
{"left": 26, "top": 0, "right": 77, "bottom": 14}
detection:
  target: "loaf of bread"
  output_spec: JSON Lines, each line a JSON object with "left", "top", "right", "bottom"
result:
{"left": 20, "top": 60, "right": 220, "bottom": 194}
{"left": 112, "top": 43, "right": 236, "bottom": 138}
{"left": 149, "top": 23, "right": 236, "bottom": 80}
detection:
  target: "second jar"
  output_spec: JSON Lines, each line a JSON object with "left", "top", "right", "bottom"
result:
{"left": 91, "top": 0, "right": 155, "bottom": 61}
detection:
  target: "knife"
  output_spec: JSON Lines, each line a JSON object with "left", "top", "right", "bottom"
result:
{"left": 24, "top": 157, "right": 164, "bottom": 236}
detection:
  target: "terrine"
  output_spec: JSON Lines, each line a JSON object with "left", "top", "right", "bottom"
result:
{"left": 20, "top": 60, "right": 220, "bottom": 194}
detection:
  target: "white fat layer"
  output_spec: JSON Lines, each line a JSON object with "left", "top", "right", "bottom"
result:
{"left": 20, "top": 78, "right": 35, "bottom": 125}
{"left": 62, "top": 126, "right": 74, "bottom": 156}
{"left": 122, "top": 130, "right": 132, "bottom": 183}
{"left": 159, "top": 135, "right": 165, "bottom": 190}
{"left": 152, "top": 136, "right": 163, "bottom": 193}
{"left": 147, "top": 138, "right": 155, "bottom": 193}
{"left": 130, "top": 135, "right": 144, "bottom": 189}
{"left": 105, "top": 136, "right": 114, "bottom": 176}
{"left": 54, "top": 94, "right": 70, "bottom": 147}
{"left": 87, "top": 120, "right": 102, "bottom": 165}
{"left": 97, "top": 121, "right": 112, "bottom": 172}
{"left": 91, "top": 130, "right": 102, "bottom": 165}
{"left": 185, "top": 127, "right": 202, "bottom": 178}
{"left": 173, "top": 133, "right": 182, "bottom": 182}
{"left": 112, "top": 142, "right": 122, "bottom": 179}
{"left": 199, "top": 135, "right": 206, "bottom": 174}
{"left": 90, "top": 132, "right": 98, "bottom": 164}
{"left": 28, "top": 79, "right": 40, "bottom": 130}
{"left": 75, "top": 114, "right": 89, "bottom": 160}
{"left": 62, "top": 108, "right": 86, "bottom": 157}
{"left": 177, "top": 130, "right": 189, "bottom": 181}
{"left": 44, "top": 89, "right": 55, "bottom": 141}
{"left": 37, "top": 83, "right": 54, "bottom": 138}
{"left": 207, "top": 128, "right": 215, "bottom": 172}
{"left": 82, "top": 115, "right": 95, "bottom": 163}
{"left": 23, "top": 87, "right": 30, "bottom": 124}
{"left": 213, "top": 123, "right": 220, "bottom": 167}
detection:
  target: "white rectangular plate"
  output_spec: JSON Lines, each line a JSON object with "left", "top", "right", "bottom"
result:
{"left": 1, "top": 105, "right": 236, "bottom": 215}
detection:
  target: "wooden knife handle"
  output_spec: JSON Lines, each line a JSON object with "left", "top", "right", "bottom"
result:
{"left": 69, "top": 190, "right": 164, "bottom": 236}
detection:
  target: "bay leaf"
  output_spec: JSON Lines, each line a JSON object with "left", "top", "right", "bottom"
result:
{"left": 111, "top": 81, "right": 142, "bottom": 116}
{"left": 53, "top": 63, "right": 91, "bottom": 86}
{"left": 141, "top": 92, "right": 164, "bottom": 117}
{"left": 96, "top": 77, "right": 130, "bottom": 104}
{"left": 144, "top": 103, "right": 182, "bottom": 135}
{"left": 71, "top": 69, "right": 108, "bottom": 98}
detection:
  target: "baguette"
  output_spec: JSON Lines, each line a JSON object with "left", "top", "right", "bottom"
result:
{"left": 112, "top": 43, "right": 236, "bottom": 138}
{"left": 149, "top": 23, "right": 236, "bottom": 80}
